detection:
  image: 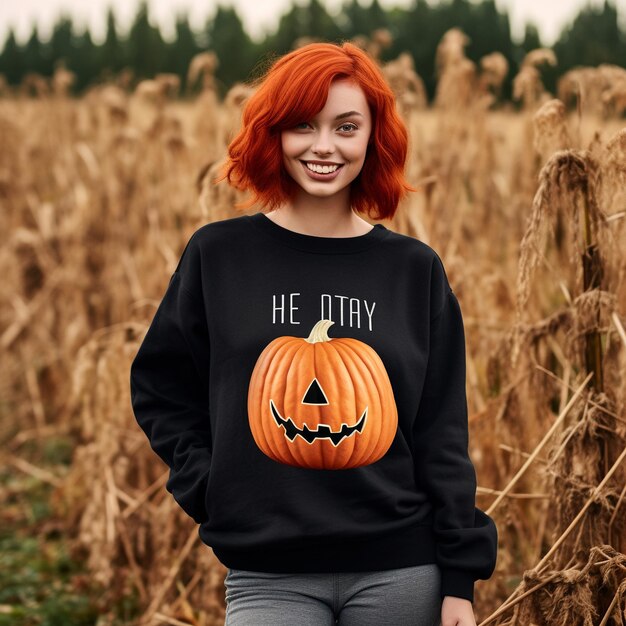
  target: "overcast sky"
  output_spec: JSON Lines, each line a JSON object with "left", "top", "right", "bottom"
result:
{"left": 1, "top": 0, "right": 624, "bottom": 46}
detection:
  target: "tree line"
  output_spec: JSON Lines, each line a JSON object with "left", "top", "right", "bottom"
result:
{"left": 1, "top": 0, "right": 624, "bottom": 103}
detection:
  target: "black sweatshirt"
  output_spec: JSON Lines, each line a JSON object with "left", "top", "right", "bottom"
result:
{"left": 129, "top": 212, "right": 498, "bottom": 603}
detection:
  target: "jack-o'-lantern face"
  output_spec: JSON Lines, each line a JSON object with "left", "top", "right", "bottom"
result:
{"left": 247, "top": 319, "right": 398, "bottom": 470}
{"left": 268, "top": 377, "right": 368, "bottom": 447}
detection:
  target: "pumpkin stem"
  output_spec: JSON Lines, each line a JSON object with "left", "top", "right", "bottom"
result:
{"left": 305, "top": 319, "right": 335, "bottom": 344}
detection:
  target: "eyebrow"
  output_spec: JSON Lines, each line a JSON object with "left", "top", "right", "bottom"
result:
{"left": 333, "top": 111, "right": 364, "bottom": 120}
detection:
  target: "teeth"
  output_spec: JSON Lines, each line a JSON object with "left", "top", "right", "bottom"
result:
{"left": 306, "top": 162, "right": 340, "bottom": 174}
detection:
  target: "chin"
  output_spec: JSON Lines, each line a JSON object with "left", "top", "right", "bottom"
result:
{"left": 304, "top": 183, "right": 347, "bottom": 196}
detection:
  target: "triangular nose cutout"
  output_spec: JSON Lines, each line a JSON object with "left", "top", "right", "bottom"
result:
{"left": 302, "top": 378, "right": 329, "bottom": 405}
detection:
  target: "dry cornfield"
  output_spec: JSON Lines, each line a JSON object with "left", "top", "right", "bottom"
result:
{"left": 1, "top": 31, "right": 626, "bottom": 626}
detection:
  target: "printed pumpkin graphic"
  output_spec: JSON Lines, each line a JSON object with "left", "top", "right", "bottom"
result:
{"left": 247, "top": 319, "right": 398, "bottom": 469}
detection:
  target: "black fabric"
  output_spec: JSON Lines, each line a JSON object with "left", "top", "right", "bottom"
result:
{"left": 129, "top": 211, "right": 498, "bottom": 603}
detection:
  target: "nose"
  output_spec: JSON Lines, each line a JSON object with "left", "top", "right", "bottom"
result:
{"left": 311, "top": 128, "right": 334, "bottom": 156}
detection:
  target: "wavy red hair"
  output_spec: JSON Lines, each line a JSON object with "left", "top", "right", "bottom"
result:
{"left": 212, "top": 41, "right": 418, "bottom": 220}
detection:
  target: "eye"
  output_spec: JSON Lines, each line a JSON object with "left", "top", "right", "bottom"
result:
{"left": 292, "top": 122, "right": 358, "bottom": 133}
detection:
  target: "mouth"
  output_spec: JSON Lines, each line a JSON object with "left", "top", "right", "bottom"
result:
{"left": 299, "top": 160, "right": 345, "bottom": 181}
{"left": 269, "top": 399, "right": 368, "bottom": 446}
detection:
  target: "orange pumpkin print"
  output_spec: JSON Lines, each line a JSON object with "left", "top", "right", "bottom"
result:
{"left": 247, "top": 319, "right": 398, "bottom": 469}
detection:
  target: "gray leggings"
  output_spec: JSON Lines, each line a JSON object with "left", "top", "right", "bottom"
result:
{"left": 224, "top": 563, "right": 442, "bottom": 626}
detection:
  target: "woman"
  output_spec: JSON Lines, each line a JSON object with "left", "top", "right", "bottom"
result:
{"left": 130, "top": 41, "right": 498, "bottom": 626}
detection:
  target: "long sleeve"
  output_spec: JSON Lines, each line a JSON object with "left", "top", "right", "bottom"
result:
{"left": 412, "top": 259, "right": 498, "bottom": 603}
{"left": 129, "top": 233, "right": 212, "bottom": 524}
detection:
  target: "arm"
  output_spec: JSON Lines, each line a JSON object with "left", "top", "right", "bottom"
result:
{"left": 413, "top": 257, "right": 498, "bottom": 604}
{"left": 129, "top": 233, "right": 212, "bottom": 524}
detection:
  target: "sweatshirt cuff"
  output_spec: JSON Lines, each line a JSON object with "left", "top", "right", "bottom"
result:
{"left": 440, "top": 568, "right": 476, "bottom": 603}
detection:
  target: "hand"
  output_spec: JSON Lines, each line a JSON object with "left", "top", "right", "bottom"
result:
{"left": 441, "top": 595, "right": 477, "bottom": 626}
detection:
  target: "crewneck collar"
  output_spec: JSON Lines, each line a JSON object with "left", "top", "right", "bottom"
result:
{"left": 246, "top": 212, "right": 389, "bottom": 254}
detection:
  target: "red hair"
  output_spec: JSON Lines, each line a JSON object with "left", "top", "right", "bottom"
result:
{"left": 213, "top": 41, "right": 418, "bottom": 220}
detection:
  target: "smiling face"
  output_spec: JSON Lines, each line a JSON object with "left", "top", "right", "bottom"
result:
{"left": 280, "top": 79, "right": 372, "bottom": 201}
{"left": 268, "top": 376, "right": 369, "bottom": 447}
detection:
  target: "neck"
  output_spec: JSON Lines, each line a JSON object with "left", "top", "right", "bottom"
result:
{"left": 267, "top": 190, "right": 372, "bottom": 237}
{"left": 265, "top": 205, "right": 372, "bottom": 238}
